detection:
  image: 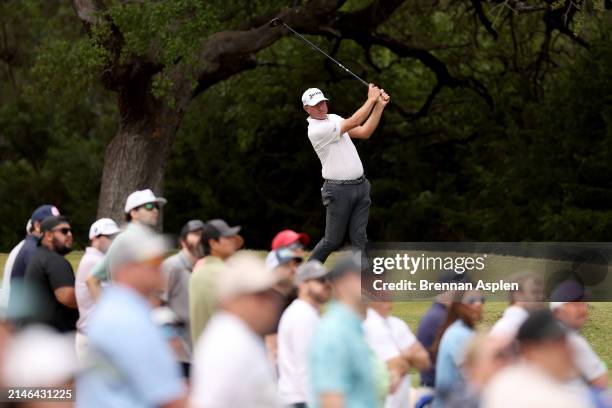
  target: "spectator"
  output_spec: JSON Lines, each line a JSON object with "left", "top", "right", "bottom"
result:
{"left": 310, "top": 255, "right": 377, "bottom": 408}
{"left": 190, "top": 253, "right": 283, "bottom": 407}
{"left": 160, "top": 219, "right": 205, "bottom": 377}
{"left": 271, "top": 229, "right": 310, "bottom": 256}
{"left": 8, "top": 205, "right": 61, "bottom": 317}
{"left": 23, "top": 216, "right": 78, "bottom": 332}
{"left": 489, "top": 273, "right": 544, "bottom": 342}
{"left": 277, "top": 260, "right": 331, "bottom": 407}
{"left": 551, "top": 281, "right": 608, "bottom": 390}
{"left": 1, "top": 220, "right": 30, "bottom": 312}
{"left": 87, "top": 189, "right": 166, "bottom": 298}
{"left": 75, "top": 218, "right": 120, "bottom": 360}
{"left": 432, "top": 290, "right": 484, "bottom": 408}
{"left": 363, "top": 301, "right": 431, "bottom": 408}
{"left": 417, "top": 270, "right": 471, "bottom": 390}
{"left": 189, "top": 219, "right": 242, "bottom": 344}
{"left": 482, "top": 309, "right": 591, "bottom": 408}
{"left": 77, "top": 225, "right": 186, "bottom": 408}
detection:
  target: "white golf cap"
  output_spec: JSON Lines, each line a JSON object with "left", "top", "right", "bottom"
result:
{"left": 89, "top": 218, "right": 121, "bottom": 240}
{"left": 107, "top": 224, "right": 169, "bottom": 272}
{"left": 124, "top": 189, "right": 167, "bottom": 214}
{"left": 217, "top": 253, "right": 279, "bottom": 300}
{"left": 302, "top": 88, "right": 329, "bottom": 106}
{"left": 265, "top": 247, "right": 303, "bottom": 271}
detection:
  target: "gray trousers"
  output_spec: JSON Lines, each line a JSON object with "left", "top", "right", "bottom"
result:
{"left": 310, "top": 178, "right": 371, "bottom": 263}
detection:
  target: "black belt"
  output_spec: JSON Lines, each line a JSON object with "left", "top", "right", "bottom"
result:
{"left": 324, "top": 175, "right": 365, "bottom": 185}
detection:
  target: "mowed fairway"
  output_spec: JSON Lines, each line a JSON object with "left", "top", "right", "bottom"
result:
{"left": 1, "top": 251, "right": 611, "bottom": 386}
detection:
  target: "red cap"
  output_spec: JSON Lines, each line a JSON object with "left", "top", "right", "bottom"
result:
{"left": 271, "top": 229, "right": 310, "bottom": 250}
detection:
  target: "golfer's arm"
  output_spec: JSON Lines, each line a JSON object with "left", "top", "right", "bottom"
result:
{"left": 340, "top": 98, "right": 377, "bottom": 135}
{"left": 348, "top": 103, "right": 384, "bottom": 139}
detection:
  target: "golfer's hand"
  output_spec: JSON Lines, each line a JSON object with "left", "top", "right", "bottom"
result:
{"left": 378, "top": 91, "right": 390, "bottom": 106}
{"left": 368, "top": 84, "right": 381, "bottom": 101}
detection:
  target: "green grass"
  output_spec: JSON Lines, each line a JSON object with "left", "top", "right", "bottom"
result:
{"left": 1, "top": 251, "right": 610, "bottom": 385}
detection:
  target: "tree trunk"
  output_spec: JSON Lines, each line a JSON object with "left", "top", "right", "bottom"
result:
{"left": 96, "top": 70, "right": 183, "bottom": 225}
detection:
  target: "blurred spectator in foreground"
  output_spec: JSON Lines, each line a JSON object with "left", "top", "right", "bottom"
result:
{"left": 160, "top": 219, "right": 205, "bottom": 378}
{"left": 23, "top": 216, "right": 78, "bottom": 332}
{"left": 277, "top": 260, "right": 331, "bottom": 407}
{"left": 482, "top": 309, "right": 592, "bottom": 408}
{"left": 444, "top": 333, "right": 512, "bottom": 408}
{"left": 489, "top": 273, "right": 544, "bottom": 343}
{"left": 551, "top": 281, "right": 608, "bottom": 390}
{"left": 75, "top": 218, "right": 120, "bottom": 360}
{"left": 77, "top": 226, "right": 186, "bottom": 408}
{"left": 189, "top": 219, "right": 242, "bottom": 344}
{"left": 310, "top": 255, "right": 378, "bottom": 408}
{"left": 363, "top": 300, "right": 431, "bottom": 408}
{"left": 417, "top": 270, "right": 471, "bottom": 392}
{"left": 7, "top": 205, "right": 61, "bottom": 318}
{"left": 432, "top": 290, "right": 484, "bottom": 408}
{"left": 190, "top": 253, "right": 283, "bottom": 407}
{"left": 2, "top": 324, "right": 77, "bottom": 408}
{"left": 87, "top": 189, "right": 166, "bottom": 299}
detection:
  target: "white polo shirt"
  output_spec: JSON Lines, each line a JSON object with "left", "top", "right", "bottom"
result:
{"left": 307, "top": 114, "right": 364, "bottom": 180}
{"left": 190, "top": 312, "right": 280, "bottom": 408}
{"left": 363, "top": 308, "right": 417, "bottom": 408}
{"left": 277, "top": 298, "right": 320, "bottom": 405}
{"left": 489, "top": 305, "right": 529, "bottom": 340}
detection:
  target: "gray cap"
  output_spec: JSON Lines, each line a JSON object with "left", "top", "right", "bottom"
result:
{"left": 328, "top": 254, "right": 362, "bottom": 281}
{"left": 180, "top": 219, "right": 205, "bottom": 240}
{"left": 108, "top": 224, "right": 169, "bottom": 273}
{"left": 296, "top": 260, "right": 328, "bottom": 284}
{"left": 203, "top": 219, "right": 241, "bottom": 240}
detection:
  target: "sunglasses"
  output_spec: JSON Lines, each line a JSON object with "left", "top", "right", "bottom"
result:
{"left": 142, "top": 202, "right": 159, "bottom": 211}
{"left": 52, "top": 227, "right": 72, "bottom": 235}
{"left": 313, "top": 277, "right": 330, "bottom": 284}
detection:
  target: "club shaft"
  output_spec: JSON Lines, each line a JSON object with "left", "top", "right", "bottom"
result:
{"left": 280, "top": 22, "right": 369, "bottom": 88}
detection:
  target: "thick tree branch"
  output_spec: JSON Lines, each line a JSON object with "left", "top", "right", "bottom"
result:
{"left": 471, "top": 0, "right": 498, "bottom": 39}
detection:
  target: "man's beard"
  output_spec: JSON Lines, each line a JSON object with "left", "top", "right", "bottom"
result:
{"left": 52, "top": 237, "right": 72, "bottom": 255}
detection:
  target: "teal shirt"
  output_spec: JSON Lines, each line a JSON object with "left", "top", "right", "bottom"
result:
{"left": 310, "top": 302, "right": 377, "bottom": 408}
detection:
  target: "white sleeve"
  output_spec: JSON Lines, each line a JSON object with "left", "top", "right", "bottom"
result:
{"left": 307, "top": 115, "right": 342, "bottom": 151}
{"left": 569, "top": 333, "right": 607, "bottom": 381}
{"left": 291, "top": 313, "right": 318, "bottom": 401}
{"left": 390, "top": 317, "right": 417, "bottom": 351}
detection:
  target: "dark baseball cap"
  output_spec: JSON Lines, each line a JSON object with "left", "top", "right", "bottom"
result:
{"left": 40, "top": 216, "right": 70, "bottom": 233}
{"left": 203, "top": 219, "right": 241, "bottom": 241}
{"left": 180, "top": 219, "right": 205, "bottom": 240}
{"left": 31, "top": 205, "right": 60, "bottom": 223}
{"left": 517, "top": 309, "right": 567, "bottom": 343}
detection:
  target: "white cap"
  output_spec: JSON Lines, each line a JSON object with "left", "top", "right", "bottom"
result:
{"left": 217, "top": 253, "right": 279, "bottom": 300}
{"left": 89, "top": 218, "right": 121, "bottom": 240}
{"left": 265, "top": 247, "right": 303, "bottom": 271}
{"left": 124, "top": 189, "right": 167, "bottom": 214}
{"left": 107, "top": 224, "right": 169, "bottom": 272}
{"left": 302, "top": 88, "right": 329, "bottom": 106}
{"left": 2, "top": 325, "right": 77, "bottom": 387}
{"left": 550, "top": 302, "right": 568, "bottom": 310}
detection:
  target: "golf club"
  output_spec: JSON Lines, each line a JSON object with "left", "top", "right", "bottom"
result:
{"left": 269, "top": 17, "right": 370, "bottom": 88}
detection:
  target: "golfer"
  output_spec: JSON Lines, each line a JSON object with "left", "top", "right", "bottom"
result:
{"left": 303, "top": 84, "right": 389, "bottom": 263}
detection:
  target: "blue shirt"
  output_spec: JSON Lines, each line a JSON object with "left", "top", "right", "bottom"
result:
{"left": 77, "top": 286, "right": 184, "bottom": 408}
{"left": 417, "top": 302, "right": 448, "bottom": 386}
{"left": 310, "top": 302, "right": 377, "bottom": 408}
{"left": 433, "top": 320, "right": 474, "bottom": 408}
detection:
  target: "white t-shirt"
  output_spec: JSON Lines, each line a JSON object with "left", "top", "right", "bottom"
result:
{"left": 307, "top": 114, "right": 364, "bottom": 180}
{"left": 75, "top": 247, "right": 105, "bottom": 333}
{"left": 1, "top": 240, "right": 24, "bottom": 311}
{"left": 568, "top": 331, "right": 607, "bottom": 383}
{"left": 363, "top": 308, "right": 417, "bottom": 408}
{"left": 489, "top": 305, "right": 529, "bottom": 340}
{"left": 190, "top": 312, "right": 280, "bottom": 408}
{"left": 277, "top": 299, "right": 320, "bottom": 405}
{"left": 482, "top": 362, "right": 592, "bottom": 408}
